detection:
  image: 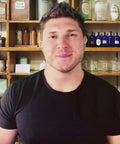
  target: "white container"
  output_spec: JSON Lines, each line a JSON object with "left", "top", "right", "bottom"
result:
{"left": 110, "top": 3, "right": 119, "bottom": 21}
{"left": 94, "top": 0, "right": 108, "bottom": 20}
{"left": 57, "top": 0, "right": 70, "bottom": 3}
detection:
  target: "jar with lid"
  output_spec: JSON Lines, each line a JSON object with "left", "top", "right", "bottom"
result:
{"left": 81, "top": 0, "right": 92, "bottom": 20}
{"left": 94, "top": 0, "right": 108, "bottom": 21}
{"left": 23, "top": 27, "right": 29, "bottom": 45}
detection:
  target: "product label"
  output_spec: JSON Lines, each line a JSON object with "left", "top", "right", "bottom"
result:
{"left": 15, "top": 1, "right": 25, "bottom": 10}
{"left": 90, "top": 41, "right": 94, "bottom": 44}
{"left": 57, "top": 0, "right": 69, "bottom": 3}
{"left": 115, "top": 40, "right": 119, "bottom": 44}
{"left": 102, "top": 40, "right": 107, "bottom": 44}
{"left": 96, "top": 39, "right": 101, "bottom": 46}
{"left": 0, "top": 8, "right": 5, "bottom": 15}
{"left": 82, "top": 3, "right": 89, "bottom": 15}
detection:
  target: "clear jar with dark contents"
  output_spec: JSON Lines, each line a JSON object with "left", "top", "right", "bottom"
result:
{"left": 0, "top": 35, "right": 5, "bottom": 47}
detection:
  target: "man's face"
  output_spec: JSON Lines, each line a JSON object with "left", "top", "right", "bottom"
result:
{"left": 41, "top": 17, "right": 86, "bottom": 73}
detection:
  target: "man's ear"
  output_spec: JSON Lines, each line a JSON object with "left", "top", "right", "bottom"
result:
{"left": 83, "top": 36, "right": 87, "bottom": 46}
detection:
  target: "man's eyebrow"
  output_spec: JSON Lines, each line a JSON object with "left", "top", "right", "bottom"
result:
{"left": 48, "top": 31, "right": 57, "bottom": 34}
{"left": 67, "top": 29, "right": 79, "bottom": 32}
{"left": 48, "top": 29, "right": 79, "bottom": 34}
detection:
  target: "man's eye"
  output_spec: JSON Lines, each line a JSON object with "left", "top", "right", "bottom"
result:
{"left": 69, "top": 33, "right": 76, "bottom": 37}
{"left": 49, "top": 35, "right": 56, "bottom": 39}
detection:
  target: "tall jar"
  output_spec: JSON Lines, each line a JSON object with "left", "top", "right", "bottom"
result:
{"left": 38, "top": 0, "right": 53, "bottom": 20}
{"left": 94, "top": 0, "right": 108, "bottom": 21}
{"left": 81, "top": 0, "right": 92, "bottom": 20}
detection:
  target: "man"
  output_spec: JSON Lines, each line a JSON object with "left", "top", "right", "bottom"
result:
{"left": 0, "top": 2, "right": 120, "bottom": 144}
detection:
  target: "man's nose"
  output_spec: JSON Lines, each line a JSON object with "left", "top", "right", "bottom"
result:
{"left": 57, "top": 36, "right": 68, "bottom": 49}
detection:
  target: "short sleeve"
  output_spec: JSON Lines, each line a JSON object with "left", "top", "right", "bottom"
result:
{"left": 0, "top": 84, "right": 17, "bottom": 129}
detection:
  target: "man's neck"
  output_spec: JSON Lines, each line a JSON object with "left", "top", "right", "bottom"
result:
{"left": 44, "top": 65, "right": 84, "bottom": 92}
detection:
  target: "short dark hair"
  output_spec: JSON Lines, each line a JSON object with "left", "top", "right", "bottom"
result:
{"left": 40, "top": 2, "right": 86, "bottom": 36}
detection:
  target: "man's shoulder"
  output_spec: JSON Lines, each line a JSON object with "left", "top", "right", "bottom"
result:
{"left": 11, "top": 70, "right": 44, "bottom": 90}
{"left": 84, "top": 70, "right": 115, "bottom": 90}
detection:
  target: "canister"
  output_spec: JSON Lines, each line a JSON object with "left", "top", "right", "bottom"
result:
{"left": 0, "top": 60, "right": 5, "bottom": 72}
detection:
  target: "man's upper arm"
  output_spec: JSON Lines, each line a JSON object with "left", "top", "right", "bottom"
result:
{"left": 0, "top": 127, "right": 17, "bottom": 144}
{"left": 107, "top": 135, "right": 120, "bottom": 144}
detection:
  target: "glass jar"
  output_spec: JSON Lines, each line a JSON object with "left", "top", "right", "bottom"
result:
{"left": 94, "top": 0, "right": 108, "bottom": 20}
{"left": 38, "top": 0, "right": 53, "bottom": 20}
{"left": 90, "top": 59, "right": 98, "bottom": 72}
{"left": 81, "top": 0, "right": 92, "bottom": 20}
{"left": 99, "top": 59, "right": 108, "bottom": 72}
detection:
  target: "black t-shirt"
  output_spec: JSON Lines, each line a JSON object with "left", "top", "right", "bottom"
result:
{"left": 0, "top": 70, "right": 120, "bottom": 144}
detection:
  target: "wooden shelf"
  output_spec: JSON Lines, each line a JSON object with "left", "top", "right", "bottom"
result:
{"left": 9, "top": 20, "right": 40, "bottom": 24}
{"left": 91, "top": 71, "right": 120, "bottom": 76}
{"left": 9, "top": 71, "right": 39, "bottom": 76}
{"left": 0, "top": 72, "right": 7, "bottom": 75}
{"left": 0, "top": 20, "right": 7, "bottom": 23}
{"left": 85, "top": 47, "right": 120, "bottom": 52}
{"left": 9, "top": 47, "right": 42, "bottom": 51}
{"left": 85, "top": 20, "right": 120, "bottom": 24}
{"left": 0, "top": 47, "right": 9, "bottom": 51}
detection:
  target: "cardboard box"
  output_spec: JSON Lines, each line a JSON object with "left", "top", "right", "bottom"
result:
{"left": 11, "top": 0, "right": 35, "bottom": 20}
{"left": 0, "top": 3, "right": 7, "bottom": 20}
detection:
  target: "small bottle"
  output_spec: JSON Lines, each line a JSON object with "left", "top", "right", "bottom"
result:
{"left": 95, "top": 32, "right": 102, "bottom": 47}
{"left": 114, "top": 32, "right": 120, "bottom": 47}
{"left": 30, "top": 29, "right": 37, "bottom": 46}
{"left": 102, "top": 32, "right": 108, "bottom": 47}
{"left": 89, "top": 32, "right": 96, "bottom": 47}
{"left": 108, "top": 32, "right": 114, "bottom": 47}
{"left": 23, "top": 27, "right": 29, "bottom": 45}
{"left": 81, "top": 0, "right": 92, "bottom": 20}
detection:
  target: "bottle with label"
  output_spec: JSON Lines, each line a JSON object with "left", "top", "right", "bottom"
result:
{"left": 102, "top": 32, "right": 108, "bottom": 47}
{"left": 110, "top": 2, "right": 119, "bottom": 21}
{"left": 89, "top": 32, "right": 96, "bottom": 47}
{"left": 81, "top": 0, "right": 92, "bottom": 20}
{"left": 30, "top": 29, "right": 37, "bottom": 46}
{"left": 114, "top": 32, "right": 120, "bottom": 47}
{"left": 17, "top": 29, "right": 22, "bottom": 45}
{"left": 23, "top": 27, "right": 29, "bottom": 45}
{"left": 108, "top": 32, "right": 114, "bottom": 47}
{"left": 94, "top": 0, "right": 108, "bottom": 21}
{"left": 95, "top": 32, "right": 102, "bottom": 47}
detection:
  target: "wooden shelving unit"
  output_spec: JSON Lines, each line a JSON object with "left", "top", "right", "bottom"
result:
{"left": 0, "top": 0, "right": 120, "bottom": 98}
